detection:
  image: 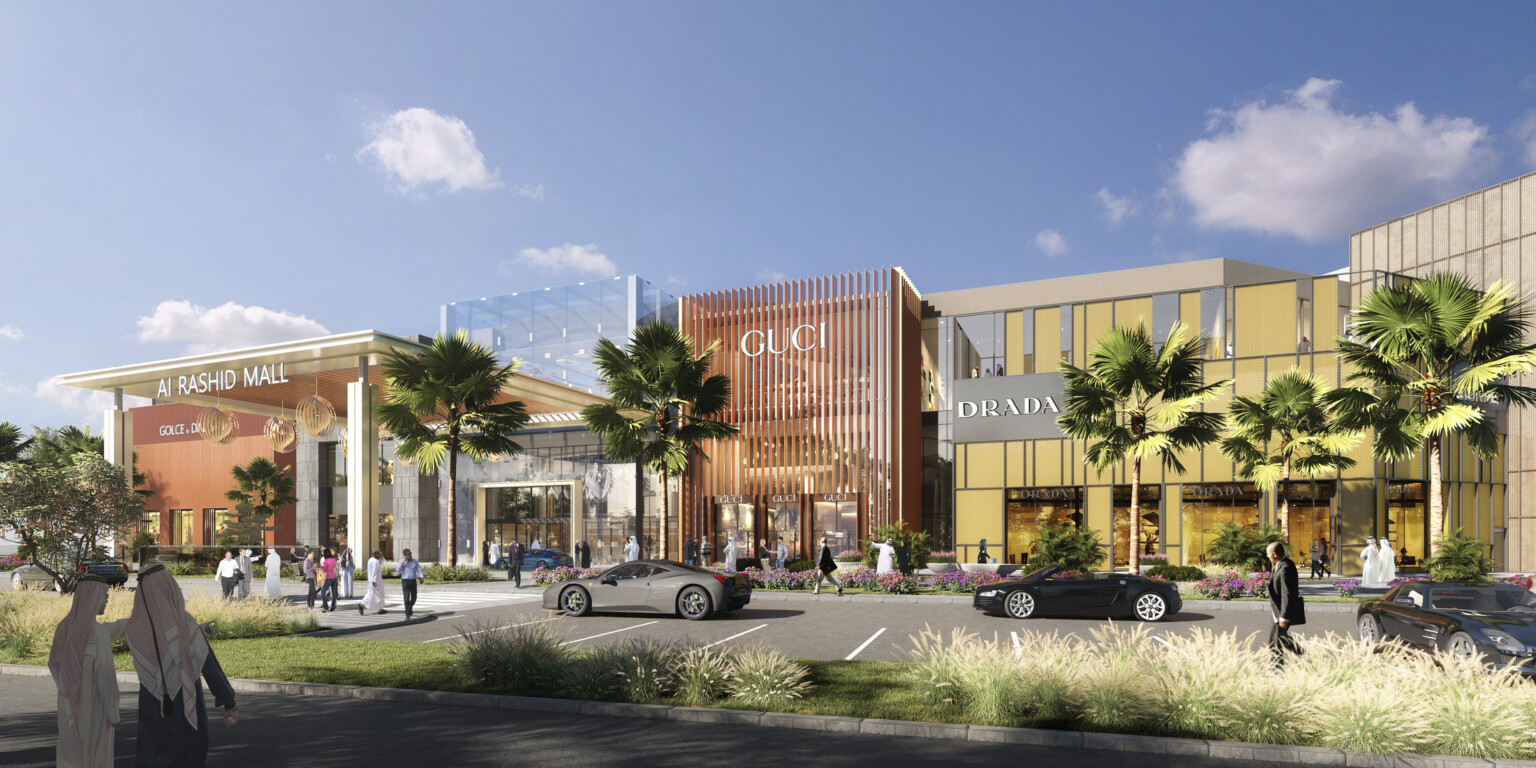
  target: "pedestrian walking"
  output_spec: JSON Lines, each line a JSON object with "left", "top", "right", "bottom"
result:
{"left": 488, "top": 539, "right": 501, "bottom": 569}
{"left": 398, "top": 549, "right": 422, "bottom": 620}
{"left": 624, "top": 535, "right": 640, "bottom": 562}
{"left": 263, "top": 548, "right": 282, "bottom": 599}
{"left": 49, "top": 574, "right": 128, "bottom": 768}
{"left": 1318, "top": 537, "right": 1331, "bottom": 578}
{"left": 977, "top": 538, "right": 990, "bottom": 564}
{"left": 1267, "top": 541, "right": 1306, "bottom": 667}
{"left": 722, "top": 536, "right": 739, "bottom": 572}
{"left": 700, "top": 539, "right": 714, "bottom": 566}
{"left": 125, "top": 565, "right": 238, "bottom": 768}
{"left": 774, "top": 537, "right": 788, "bottom": 570}
{"left": 214, "top": 550, "right": 242, "bottom": 600}
{"left": 236, "top": 549, "right": 252, "bottom": 599}
{"left": 813, "top": 537, "right": 843, "bottom": 596}
{"left": 896, "top": 541, "right": 913, "bottom": 576}
{"left": 339, "top": 546, "right": 355, "bottom": 599}
{"left": 358, "top": 549, "right": 387, "bottom": 615}
{"left": 302, "top": 550, "right": 318, "bottom": 609}
{"left": 507, "top": 540, "right": 523, "bottom": 587}
{"left": 1360, "top": 537, "right": 1380, "bottom": 588}
{"left": 579, "top": 540, "right": 591, "bottom": 569}
{"left": 872, "top": 538, "right": 896, "bottom": 574}
{"left": 319, "top": 549, "right": 339, "bottom": 613}
{"left": 683, "top": 537, "right": 699, "bottom": 566}
{"left": 757, "top": 538, "right": 771, "bottom": 569}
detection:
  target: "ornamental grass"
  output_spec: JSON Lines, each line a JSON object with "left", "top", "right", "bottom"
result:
{"left": 902, "top": 622, "right": 1536, "bottom": 759}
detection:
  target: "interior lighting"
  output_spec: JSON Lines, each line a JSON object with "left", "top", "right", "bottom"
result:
{"left": 296, "top": 394, "right": 337, "bottom": 438}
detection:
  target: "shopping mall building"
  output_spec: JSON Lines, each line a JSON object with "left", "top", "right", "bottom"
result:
{"left": 59, "top": 172, "right": 1536, "bottom": 573}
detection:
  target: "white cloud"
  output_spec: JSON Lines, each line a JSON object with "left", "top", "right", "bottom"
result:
{"left": 0, "top": 324, "right": 21, "bottom": 341}
{"left": 1514, "top": 109, "right": 1536, "bottom": 170}
{"left": 358, "top": 107, "right": 503, "bottom": 194}
{"left": 512, "top": 184, "right": 545, "bottom": 200}
{"left": 35, "top": 375, "right": 149, "bottom": 415}
{"left": 664, "top": 276, "right": 686, "bottom": 287}
{"left": 135, "top": 300, "right": 330, "bottom": 355}
{"left": 508, "top": 243, "right": 617, "bottom": 277}
{"left": 756, "top": 268, "right": 787, "bottom": 283}
{"left": 1095, "top": 188, "right": 1137, "bottom": 225}
{"left": 1034, "top": 229, "right": 1069, "bottom": 257}
{"left": 1171, "top": 78, "right": 1491, "bottom": 242}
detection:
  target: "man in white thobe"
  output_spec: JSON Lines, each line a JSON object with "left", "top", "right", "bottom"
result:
{"left": 1376, "top": 538, "right": 1397, "bottom": 584}
{"left": 264, "top": 548, "right": 283, "bottom": 598}
{"left": 723, "top": 536, "right": 739, "bottom": 573}
{"left": 1360, "top": 537, "right": 1380, "bottom": 588}
{"left": 873, "top": 538, "right": 897, "bottom": 574}
{"left": 623, "top": 535, "right": 640, "bottom": 562}
{"left": 358, "top": 550, "right": 387, "bottom": 615}
{"left": 488, "top": 540, "right": 501, "bottom": 568}
{"left": 49, "top": 576, "right": 127, "bottom": 768}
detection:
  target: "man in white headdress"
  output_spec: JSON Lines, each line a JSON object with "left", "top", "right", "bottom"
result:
{"left": 236, "top": 549, "right": 253, "bottom": 599}
{"left": 338, "top": 546, "right": 355, "bottom": 599}
{"left": 49, "top": 575, "right": 127, "bottom": 768}
{"left": 623, "top": 535, "right": 640, "bottom": 562}
{"left": 1376, "top": 538, "right": 1397, "bottom": 585}
{"left": 358, "top": 549, "right": 387, "bottom": 615}
{"left": 488, "top": 539, "right": 501, "bottom": 568}
{"left": 873, "top": 538, "right": 896, "bottom": 574}
{"left": 723, "top": 536, "right": 739, "bottom": 573}
{"left": 531, "top": 537, "right": 542, "bottom": 550}
{"left": 1360, "top": 537, "right": 1380, "bottom": 588}
{"left": 263, "top": 548, "right": 282, "bottom": 598}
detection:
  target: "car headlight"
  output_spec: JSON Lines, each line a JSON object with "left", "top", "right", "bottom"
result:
{"left": 978, "top": 590, "right": 1000, "bottom": 598}
{"left": 1480, "top": 629, "right": 1526, "bottom": 652}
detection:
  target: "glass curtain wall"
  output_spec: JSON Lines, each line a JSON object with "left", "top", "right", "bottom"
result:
{"left": 714, "top": 502, "right": 753, "bottom": 564}
{"left": 1112, "top": 485, "right": 1161, "bottom": 567}
{"left": 486, "top": 485, "right": 573, "bottom": 560}
{"left": 1004, "top": 488, "right": 1082, "bottom": 567}
{"left": 1282, "top": 481, "right": 1335, "bottom": 564}
{"left": 1201, "top": 289, "right": 1229, "bottom": 359}
{"left": 1387, "top": 481, "right": 1428, "bottom": 571}
{"left": 170, "top": 509, "right": 193, "bottom": 546}
{"left": 765, "top": 500, "right": 800, "bottom": 561}
{"left": 1180, "top": 483, "right": 1261, "bottom": 566}
{"left": 202, "top": 508, "right": 229, "bottom": 545}
{"left": 812, "top": 500, "right": 858, "bottom": 555}
{"left": 955, "top": 313, "right": 1003, "bottom": 378}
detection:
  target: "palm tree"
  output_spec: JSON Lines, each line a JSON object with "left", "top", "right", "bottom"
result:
{"left": 1058, "top": 321, "right": 1230, "bottom": 571}
{"left": 26, "top": 425, "right": 103, "bottom": 468}
{"left": 376, "top": 331, "right": 531, "bottom": 565}
{"left": 223, "top": 457, "right": 298, "bottom": 545}
{"left": 1218, "top": 369, "right": 1358, "bottom": 538}
{"left": 582, "top": 322, "right": 739, "bottom": 560}
{"left": 0, "top": 422, "right": 29, "bottom": 464}
{"left": 1326, "top": 275, "right": 1536, "bottom": 550}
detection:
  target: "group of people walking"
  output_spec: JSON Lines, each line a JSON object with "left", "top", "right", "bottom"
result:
{"left": 50, "top": 567, "right": 238, "bottom": 767}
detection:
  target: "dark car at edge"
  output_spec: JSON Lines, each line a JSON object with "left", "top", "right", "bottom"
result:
{"left": 1357, "top": 580, "right": 1536, "bottom": 677}
{"left": 973, "top": 564, "right": 1183, "bottom": 622}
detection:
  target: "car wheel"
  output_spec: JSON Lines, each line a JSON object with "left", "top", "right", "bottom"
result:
{"left": 9, "top": 572, "right": 20, "bottom": 590}
{"left": 1446, "top": 631, "right": 1478, "bottom": 661}
{"left": 1358, "top": 614, "right": 1382, "bottom": 643}
{"left": 539, "top": 560, "right": 553, "bottom": 570}
{"left": 1004, "top": 590, "right": 1036, "bottom": 619}
{"left": 678, "top": 586, "right": 712, "bottom": 620}
{"left": 560, "top": 586, "right": 591, "bottom": 617}
{"left": 1134, "top": 592, "right": 1169, "bottom": 622}
{"left": 53, "top": 580, "right": 62, "bottom": 594}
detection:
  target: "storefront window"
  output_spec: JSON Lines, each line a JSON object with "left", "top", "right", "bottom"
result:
{"left": 327, "top": 511, "right": 348, "bottom": 552}
{"left": 141, "top": 511, "right": 160, "bottom": 538}
{"left": 1004, "top": 487, "right": 1082, "bottom": 567}
{"left": 765, "top": 499, "right": 800, "bottom": 561}
{"left": 955, "top": 313, "right": 1003, "bottom": 378}
{"left": 1386, "top": 481, "right": 1428, "bottom": 571}
{"left": 1180, "top": 483, "right": 1260, "bottom": 566}
{"left": 487, "top": 485, "right": 574, "bottom": 562}
{"left": 1200, "top": 289, "right": 1228, "bottom": 358}
{"left": 715, "top": 501, "right": 754, "bottom": 564}
{"left": 171, "top": 509, "right": 193, "bottom": 546}
{"left": 812, "top": 499, "right": 858, "bottom": 556}
{"left": 1282, "top": 482, "right": 1334, "bottom": 566}
{"left": 1112, "top": 485, "right": 1161, "bottom": 567}
{"left": 203, "top": 508, "right": 230, "bottom": 545}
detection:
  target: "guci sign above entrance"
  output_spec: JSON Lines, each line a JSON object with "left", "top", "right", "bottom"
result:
{"left": 951, "top": 372, "right": 1068, "bottom": 442}
{"left": 740, "top": 323, "right": 827, "bottom": 357}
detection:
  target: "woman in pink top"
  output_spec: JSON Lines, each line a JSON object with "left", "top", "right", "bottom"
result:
{"left": 319, "top": 549, "right": 340, "bottom": 613}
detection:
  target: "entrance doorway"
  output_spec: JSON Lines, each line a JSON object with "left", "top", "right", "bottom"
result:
{"left": 812, "top": 498, "right": 858, "bottom": 556}
{"left": 714, "top": 501, "right": 754, "bottom": 566}
{"left": 765, "top": 499, "right": 800, "bottom": 562}
{"left": 485, "top": 484, "right": 573, "bottom": 563}
{"left": 1005, "top": 487, "right": 1081, "bottom": 567}
{"left": 1386, "top": 481, "right": 1428, "bottom": 572}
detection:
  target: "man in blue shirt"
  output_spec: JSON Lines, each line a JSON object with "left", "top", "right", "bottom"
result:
{"left": 398, "top": 549, "right": 424, "bottom": 620}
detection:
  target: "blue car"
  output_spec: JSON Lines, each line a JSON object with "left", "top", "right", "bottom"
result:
{"left": 494, "top": 548, "right": 574, "bottom": 570}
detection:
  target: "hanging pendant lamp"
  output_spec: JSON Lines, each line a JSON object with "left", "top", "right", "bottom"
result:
{"left": 195, "top": 406, "right": 238, "bottom": 445}
{"left": 264, "top": 416, "right": 297, "bottom": 452}
{"left": 295, "top": 394, "right": 336, "bottom": 438}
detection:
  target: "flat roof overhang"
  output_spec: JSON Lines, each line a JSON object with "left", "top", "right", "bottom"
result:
{"left": 56, "top": 330, "right": 605, "bottom": 428}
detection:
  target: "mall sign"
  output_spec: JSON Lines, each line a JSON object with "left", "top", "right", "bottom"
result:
{"left": 156, "top": 363, "right": 291, "bottom": 398}
{"left": 952, "top": 372, "right": 1068, "bottom": 442}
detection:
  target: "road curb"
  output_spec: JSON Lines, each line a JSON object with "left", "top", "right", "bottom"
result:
{"left": 4, "top": 663, "right": 1526, "bottom": 766}
{"left": 745, "top": 590, "right": 1359, "bottom": 612}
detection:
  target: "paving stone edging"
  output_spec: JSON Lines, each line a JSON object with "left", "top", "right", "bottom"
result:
{"left": 4, "top": 664, "right": 1524, "bottom": 767}
{"left": 746, "top": 591, "right": 1360, "bottom": 612}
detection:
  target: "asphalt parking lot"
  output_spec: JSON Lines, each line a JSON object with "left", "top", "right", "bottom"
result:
{"left": 344, "top": 587, "right": 1359, "bottom": 660}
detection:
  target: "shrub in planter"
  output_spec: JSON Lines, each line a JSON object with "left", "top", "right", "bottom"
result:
{"left": 930, "top": 569, "right": 1002, "bottom": 593}
{"left": 1333, "top": 577, "right": 1361, "bottom": 597}
{"left": 422, "top": 564, "right": 489, "bottom": 583}
{"left": 1031, "top": 523, "right": 1107, "bottom": 572}
{"left": 533, "top": 565, "right": 582, "bottom": 585}
{"left": 1145, "top": 564, "right": 1205, "bottom": 582}
{"left": 736, "top": 558, "right": 761, "bottom": 572}
{"left": 1244, "top": 573, "right": 1270, "bottom": 599}
{"left": 0, "top": 554, "right": 25, "bottom": 571}
{"left": 783, "top": 559, "right": 816, "bottom": 573}
{"left": 927, "top": 551, "right": 958, "bottom": 564}
{"left": 452, "top": 619, "right": 568, "bottom": 697}
{"left": 1424, "top": 528, "right": 1494, "bottom": 582}
{"left": 837, "top": 566, "right": 877, "bottom": 590}
{"left": 1500, "top": 574, "right": 1534, "bottom": 590}
{"left": 1192, "top": 572, "right": 1247, "bottom": 600}
{"left": 875, "top": 572, "right": 922, "bottom": 594}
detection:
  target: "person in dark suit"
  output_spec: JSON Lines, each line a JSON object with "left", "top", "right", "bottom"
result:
{"left": 507, "top": 540, "right": 524, "bottom": 587}
{"left": 683, "top": 538, "right": 699, "bottom": 566}
{"left": 578, "top": 540, "right": 591, "bottom": 569}
{"left": 1267, "top": 541, "right": 1306, "bottom": 667}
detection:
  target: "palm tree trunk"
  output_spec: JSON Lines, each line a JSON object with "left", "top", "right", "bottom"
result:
{"left": 1278, "top": 457, "right": 1290, "bottom": 541}
{"left": 660, "top": 469, "right": 669, "bottom": 560}
{"left": 1428, "top": 435, "right": 1443, "bottom": 552}
{"left": 1129, "top": 461, "right": 1141, "bottom": 573}
{"left": 446, "top": 431, "right": 458, "bottom": 565}
{"left": 635, "top": 457, "right": 645, "bottom": 558}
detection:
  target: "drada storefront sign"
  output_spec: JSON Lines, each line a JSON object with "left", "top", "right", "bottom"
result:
{"left": 156, "top": 363, "right": 290, "bottom": 398}
{"left": 952, "top": 372, "right": 1068, "bottom": 442}
{"left": 740, "top": 323, "right": 827, "bottom": 357}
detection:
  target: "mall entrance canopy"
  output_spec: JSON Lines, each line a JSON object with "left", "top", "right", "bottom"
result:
{"left": 56, "top": 330, "right": 608, "bottom": 556}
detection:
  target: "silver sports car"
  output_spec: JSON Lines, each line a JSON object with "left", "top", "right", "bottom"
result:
{"left": 543, "top": 560, "right": 753, "bottom": 620}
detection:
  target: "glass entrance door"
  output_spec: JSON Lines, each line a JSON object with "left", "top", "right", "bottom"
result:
{"left": 765, "top": 500, "right": 800, "bottom": 563}
{"left": 714, "top": 502, "right": 754, "bottom": 567}
{"left": 812, "top": 499, "right": 857, "bottom": 556}
{"left": 1387, "top": 481, "right": 1428, "bottom": 572}
{"left": 486, "top": 485, "right": 574, "bottom": 563}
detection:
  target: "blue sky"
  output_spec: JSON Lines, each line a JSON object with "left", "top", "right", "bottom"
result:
{"left": 3, "top": 2, "right": 1536, "bottom": 430}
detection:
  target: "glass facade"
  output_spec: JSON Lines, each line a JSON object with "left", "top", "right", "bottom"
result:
{"left": 441, "top": 276, "right": 679, "bottom": 396}
{"left": 1112, "top": 485, "right": 1161, "bottom": 568}
{"left": 1387, "top": 481, "right": 1428, "bottom": 571}
{"left": 1180, "top": 483, "right": 1261, "bottom": 566}
{"left": 485, "top": 484, "right": 572, "bottom": 561}
{"left": 1004, "top": 487, "right": 1081, "bottom": 567}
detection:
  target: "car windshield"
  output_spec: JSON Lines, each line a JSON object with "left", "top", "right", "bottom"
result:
{"left": 1428, "top": 585, "right": 1536, "bottom": 613}
{"left": 664, "top": 561, "right": 721, "bottom": 576}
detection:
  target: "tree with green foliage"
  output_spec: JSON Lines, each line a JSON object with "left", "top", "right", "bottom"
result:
{"left": 0, "top": 422, "right": 31, "bottom": 464}
{"left": 582, "top": 322, "right": 737, "bottom": 560}
{"left": 0, "top": 454, "right": 143, "bottom": 592}
{"left": 1058, "top": 321, "right": 1230, "bottom": 571}
{"left": 1423, "top": 528, "right": 1494, "bottom": 582}
{"left": 862, "top": 519, "right": 932, "bottom": 569}
{"left": 376, "top": 331, "right": 531, "bottom": 565}
{"left": 1031, "top": 523, "right": 1108, "bottom": 572}
{"left": 222, "top": 457, "right": 297, "bottom": 545}
{"left": 25, "top": 425, "right": 104, "bottom": 468}
{"left": 1326, "top": 275, "right": 1536, "bottom": 551}
{"left": 1205, "top": 522, "right": 1283, "bottom": 572}
{"left": 1218, "top": 369, "right": 1358, "bottom": 539}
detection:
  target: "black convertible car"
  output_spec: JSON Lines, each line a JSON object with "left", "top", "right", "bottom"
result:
{"left": 1358, "top": 581, "right": 1536, "bottom": 676}
{"left": 973, "top": 564, "right": 1182, "bottom": 622}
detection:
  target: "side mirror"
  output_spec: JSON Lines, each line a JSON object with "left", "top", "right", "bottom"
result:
{"left": 601, "top": 578, "right": 618, "bottom": 587}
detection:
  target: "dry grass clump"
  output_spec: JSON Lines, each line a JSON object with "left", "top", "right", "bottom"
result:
{"left": 726, "top": 644, "right": 813, "bottom": 708}
{"left": 903, "top": 622, "right": 1536, "bottom": 758}
{"left": 669, "top": 646, "right": 734, "bottom": 706}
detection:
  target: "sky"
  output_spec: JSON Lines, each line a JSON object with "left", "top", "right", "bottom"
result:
{"left": 2, "top": 2, "right": 1536, "bottom": 431}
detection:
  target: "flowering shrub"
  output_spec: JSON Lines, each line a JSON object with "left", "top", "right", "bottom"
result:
{"left": 1139, "top": 553, "right": 1169, "bottom": 563}
{"left": 1332, "top": 577, "right": 1361, "bottom": 597}
{"left": 1192, "top": 571, "right": 1247, "bottom": 599}
{"left": 875, "top": 572, "right": 922, "bottom": 594}
{"left": 1245, "top": 573, "right": 1271, "bottom": 599}
{"left": 0, "top": 555, "right": 25, "bottom": 571}
{"left": 1499, "top": 574, "right": 1533, "bottom": 590}
{"left": 533, "top": 565, "right": 582, "bottom": 585}
{"left": 930, "top": 569, "right": 1004, "bottom": 593}
{"left": 1055, "top": 570, "right": 1083, "bottom": 580}
{"left": 927, "top": 550, "right": 958, "bottom": 563}
{"left": 1387, "top": 575, "right": 1430, "bottom": 589}
{"left": 836, "top": 566, "right": 878, "bottom": 589}
{"left": 834, "top": 549, "right": 862, "bottom": 562}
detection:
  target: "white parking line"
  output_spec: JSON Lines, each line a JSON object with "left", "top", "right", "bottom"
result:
{"left": 425, "top": 615, "right": 565, "bottom": 644}
{"left": 560, "top": 620, "right": 660, "bottom": 646}
{"left": 700, "top": 624, "right": 768, "bottom": 650}
{"left": 1011, "top": 631, "right": 1021, "bottom": 650}
{"left": 845, "top": 627, "right": 887, "bottom": 660}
